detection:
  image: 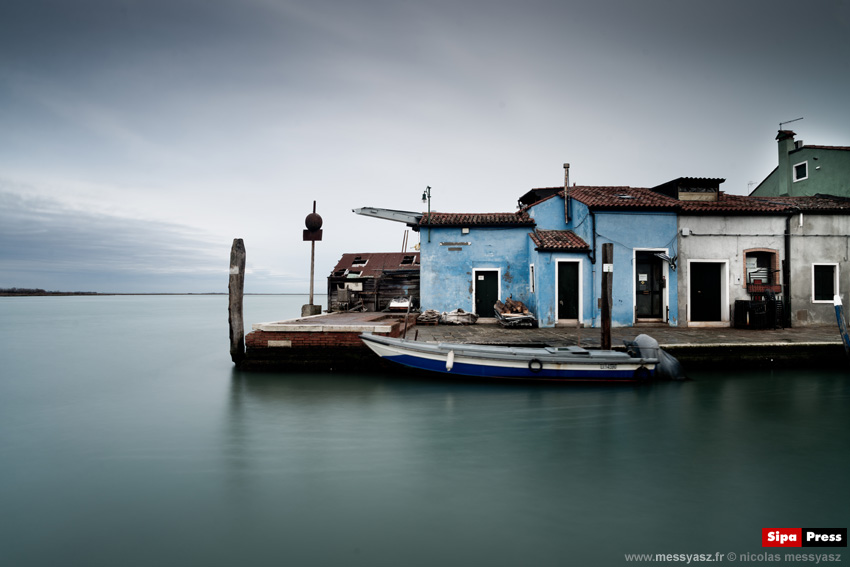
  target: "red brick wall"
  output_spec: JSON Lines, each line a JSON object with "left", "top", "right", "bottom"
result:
{"left": 246, "top": 330, "right": 371, "bottom": 348}
{"left": 245, "top": 317, "right": 413, "bottom": 350}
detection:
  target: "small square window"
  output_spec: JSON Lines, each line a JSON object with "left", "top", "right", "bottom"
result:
{"left": 812, "top": 263, "right": 838, "bottom": 302}
{"left": 793, "top": 161, "right": 808, "bottom": 182}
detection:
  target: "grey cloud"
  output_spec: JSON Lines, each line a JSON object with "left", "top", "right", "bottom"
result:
{"left": 0, "top": 189, "right": 229, "bottom": 292}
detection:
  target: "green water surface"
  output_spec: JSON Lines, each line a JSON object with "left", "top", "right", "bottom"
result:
{"left": 1, "top": 296, "right": 847, "bottom": 566}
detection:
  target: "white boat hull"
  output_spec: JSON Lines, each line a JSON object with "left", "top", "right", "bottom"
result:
{"left": 360, "top": 334, "right": 657, "bottom": 382}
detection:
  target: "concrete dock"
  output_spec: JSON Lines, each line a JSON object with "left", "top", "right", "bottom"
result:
{"left": 240, "top": 312, "right": 849, "bottom": 372}
{"left": 412, "top": 321, "right": 848, "bottom": 369}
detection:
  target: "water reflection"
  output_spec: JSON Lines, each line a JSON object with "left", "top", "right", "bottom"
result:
{"left": 5, "top": 296, "right": 847, "bottom": 566}
{"left": 221, "top": 368, "right": 850, "bottom": 564}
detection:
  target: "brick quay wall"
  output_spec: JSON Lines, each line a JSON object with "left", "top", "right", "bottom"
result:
{"left": 238, "top": 313, "right": 849, "bottom": 372}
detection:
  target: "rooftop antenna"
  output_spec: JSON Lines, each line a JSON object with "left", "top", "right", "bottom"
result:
{"left": 779, "top": 117, "right": 804, "bottom": 130}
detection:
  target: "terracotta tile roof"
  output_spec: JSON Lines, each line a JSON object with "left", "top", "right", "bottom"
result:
{"left": 568, "top": 186, "right": 680, "bottom": 210}
{"left": 751, "top": 194, "right": 850, "bottom": 212}
{"left": 678, "top": 192, "right": 791, "bottom": 214}
{"left": 529, "top": 230, "right": 589, "bottom": 251}
{"left": 331, "top": 252, "right": 419, "bottom": 278}
{"left": 679, "top": 193, "right": 850, "bottom": 214}
{"left": 800, "top": 145, "right": 850, "bottom": 151}
{"left": 419, "top": 211, "right": 535, "bottom": 227}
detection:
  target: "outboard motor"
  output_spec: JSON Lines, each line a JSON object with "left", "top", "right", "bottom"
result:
{"left": 625, "top": 334, "right": 685, "bottom": 381}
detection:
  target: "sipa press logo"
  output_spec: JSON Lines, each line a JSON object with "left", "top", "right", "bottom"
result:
{"left": 763, "top": 528, "right": 847, "bottom": 547}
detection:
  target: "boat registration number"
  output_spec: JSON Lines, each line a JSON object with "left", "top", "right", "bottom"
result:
{"left": 599, "top": 364, "right": 617, "bottom": 370}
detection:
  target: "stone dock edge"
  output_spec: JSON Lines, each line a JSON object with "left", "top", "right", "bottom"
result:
{"left": 236, "top": 313, "right": 850, "bottom": 373}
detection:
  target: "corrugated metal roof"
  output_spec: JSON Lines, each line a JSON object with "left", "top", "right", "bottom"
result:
{"left": 330, "top": 252, "right": 420, "bottom": 278}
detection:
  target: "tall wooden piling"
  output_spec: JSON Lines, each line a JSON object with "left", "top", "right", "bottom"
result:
{"left": 229, "top": 238, "right": 246, "bottom": 364}
{"left": 601, "top": 243, "right": 613, "bottom": 350}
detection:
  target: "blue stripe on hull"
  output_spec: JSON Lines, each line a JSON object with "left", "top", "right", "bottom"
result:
{"left": 385, "top": 354, "right": 647, "bottom": 381}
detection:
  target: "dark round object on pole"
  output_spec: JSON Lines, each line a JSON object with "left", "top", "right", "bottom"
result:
{"left": 305, "top": 212, "right": 323, "bottom": 231}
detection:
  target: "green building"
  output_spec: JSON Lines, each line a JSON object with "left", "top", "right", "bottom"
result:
{"left": 750, "top": 130, "right": 850, "bottom": 197}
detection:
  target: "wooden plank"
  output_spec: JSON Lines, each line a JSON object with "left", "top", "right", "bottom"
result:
{"left": 601, "top": 243, "right": 613, "bottom": 350}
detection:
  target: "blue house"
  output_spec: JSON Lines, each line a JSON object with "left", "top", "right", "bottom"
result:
{"left": 418, "top": 211, "right": 536, "bottom": 319}
{"left": 357, "top": 162, "right": 850, "bottom": 330}
{"left": 414, "top": 185, "right": 680, "bottom": 328}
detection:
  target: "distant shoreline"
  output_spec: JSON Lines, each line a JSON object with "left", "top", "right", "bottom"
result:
{"left": 0, "top": 291, "right": 315, "bottom": 297}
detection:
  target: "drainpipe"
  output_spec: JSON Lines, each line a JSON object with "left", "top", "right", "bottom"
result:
{"left": 564, "top": 163, "right": 571, "bottom": 223}
{"left": 588, "top": 210, "right": 597, "bottom": 264}
{"left": 784, "top": 213, "right": 793, "bottom": 327}
{"left": 588, "top": 210, "right": 597, "bottom": 327}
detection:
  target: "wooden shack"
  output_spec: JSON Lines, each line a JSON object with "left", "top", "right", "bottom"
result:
{"left": 327, "top": 252, "right": 420, "bottom": 312}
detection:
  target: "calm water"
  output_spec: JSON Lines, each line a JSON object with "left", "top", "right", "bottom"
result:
{"left": 1, "top": 295, "right": 848, "bottom": 566}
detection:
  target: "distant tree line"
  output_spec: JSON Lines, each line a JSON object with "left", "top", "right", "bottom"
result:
{"left": 0, "top": 288, "right": 97, "bottom": 296}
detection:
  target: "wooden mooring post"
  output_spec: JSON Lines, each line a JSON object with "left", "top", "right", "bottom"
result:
{"left": 601, "top": 243, "right": 613, "bottom": 350}
{"left": 835, "top": 295, "right": 850, "bottom": 362}
{"left": 229, "top": 238, "right": 246, "bottom": 364}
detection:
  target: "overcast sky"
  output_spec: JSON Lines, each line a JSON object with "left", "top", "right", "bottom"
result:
{"left": 2, "top": 0, "right": 849, "bottom": 293}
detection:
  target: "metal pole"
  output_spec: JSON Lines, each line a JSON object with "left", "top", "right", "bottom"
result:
{"left": 309, "top": 240, "right": 315, "bottom": 306}
{"left": 426, "top": 187, "right": 431, "bottom": 243}
{"left": 309, "top": 200, "right": 317, "bottom": 306}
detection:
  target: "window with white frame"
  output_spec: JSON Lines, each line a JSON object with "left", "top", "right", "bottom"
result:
{"left": 793, "top": 161, "right": 808, "bottom": 182}
{"left": 529, "top": 264, "right": 535, "bottom": 293}
{"left": 812, "top": 263, "right": 838, "bottom": 302}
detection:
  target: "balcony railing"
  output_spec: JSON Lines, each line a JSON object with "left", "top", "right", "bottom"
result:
{"left": 747, "top": 282, "right": 782, "bottom": 294}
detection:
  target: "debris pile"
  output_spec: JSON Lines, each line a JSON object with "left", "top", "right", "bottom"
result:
{"left": 493, "top": 297, "right": 536, "bottom": 328}
{"left": 494, "top": 297, "right": 530, "bottom": 316}
{"left": 417, "top": 310, "right": 441, "bottom": 324}
{"left": 441, "top": 308, "right": 478, "bottom": 325}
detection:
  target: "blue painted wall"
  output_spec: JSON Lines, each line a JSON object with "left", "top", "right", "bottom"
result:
{"left": 528, "top": 246, "right": 590, "bottom": 328}
{"left": 526, "top": 195, "right": 590, "bottom": 327}
{"left": 527, "top": 195, "right": 568, "bottom": 230}
{"left": 419, "top": 193, "right": 679, "bottom": 327}
{"left": 590, "top": 209, "right": 679, "bottom": 327}
{"left": 419, "top": 226, "right": 531, "bottom": 314}
{"left": 528, "top": 195, "right": 679, "bottom": 327}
